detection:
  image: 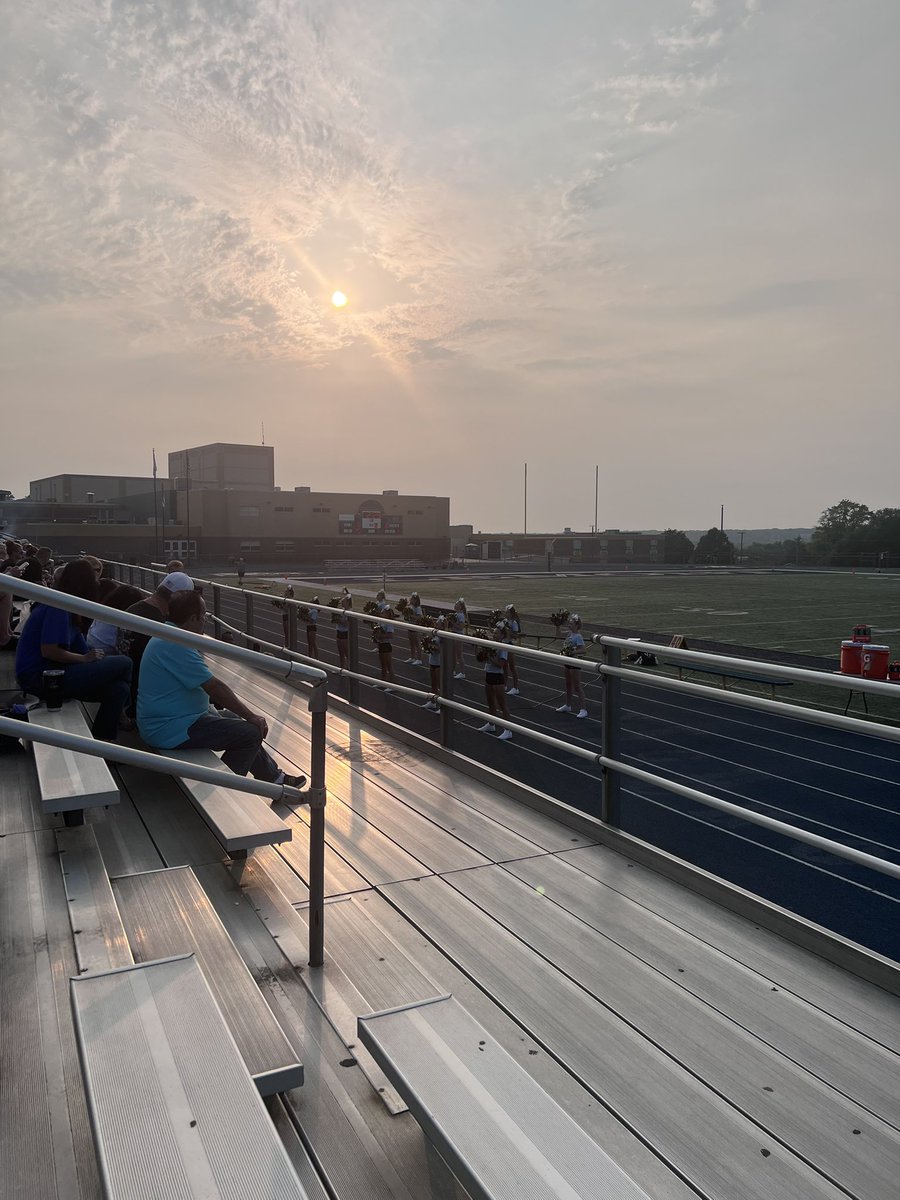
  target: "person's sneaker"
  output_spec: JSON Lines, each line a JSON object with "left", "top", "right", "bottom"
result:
{"left": 498, "top": 729, "right": 513, "bottom": 741}
{"left": 576, "top": 708, "right": 588, "bottom": 719}
{"left": 506, "top": 687, "right": 519, "bottom": 696}
{"left": 422, "top": 700, "right": 439, "bottom": 711}
{"left": 275, "top": 771, "right": 307, "bottom": 789}
{"left": 404, "top": 657, "right": 414, "bottom": 663}
{"left": 453, "top": 671, "right": 465, "bottom": 679}
{"left": 556, "top": 703, "right": 571, "bottom": 713}
{"left": 478, "top": 722, "right": 497, "bottom": 733}
{"left": 411, "top": 658, "right": 422, "bottom": 666}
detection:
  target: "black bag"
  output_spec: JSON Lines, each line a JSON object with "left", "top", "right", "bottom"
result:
{"left": 0, "top": 703, "right": 28, "bottom": 754}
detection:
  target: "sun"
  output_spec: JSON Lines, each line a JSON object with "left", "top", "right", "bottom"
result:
{"left": 331, "top": 290, "right": 348, "bottom": 308}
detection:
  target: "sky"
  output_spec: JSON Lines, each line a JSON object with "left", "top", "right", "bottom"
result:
{"left": 2, "top": 0, "right": 898, "bottom": 533}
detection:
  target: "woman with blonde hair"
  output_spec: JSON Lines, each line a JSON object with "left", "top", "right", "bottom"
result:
{"left": 451, "top": 597, "right": 468, "bottom": 679}
{"left": 557, "top": 613, "right": 588, "bottom": 718}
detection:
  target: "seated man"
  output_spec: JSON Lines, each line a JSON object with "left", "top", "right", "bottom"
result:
{"left": 125, "top": 571, "right": 196, "bottom": 714}
{"left": 137, "top": 590, "right": 305, "bottom": 789}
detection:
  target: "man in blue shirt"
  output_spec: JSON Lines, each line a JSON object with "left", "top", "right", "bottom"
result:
{"left": 137, "top": 590, "right": 305, "bottom": 788}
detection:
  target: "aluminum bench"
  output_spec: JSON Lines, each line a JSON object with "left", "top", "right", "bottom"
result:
{"left": 112, "top": 864, "right": 303, "bottom": 1096}
{"left": 28, "top": 701, "right": 119, "bottom": 825}
{"left": 72, "top": 954, "right": 310, "bottom": 1200}
{"left": 165, "top": 747, "right": 293, "bottom": 855}
{"left": 358, "top": 994, "right": 652, "bottom": 1200}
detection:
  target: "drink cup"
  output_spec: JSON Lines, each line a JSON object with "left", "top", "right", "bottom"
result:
{"left": 42, "top": 669, "right": 65, "bottom": 711}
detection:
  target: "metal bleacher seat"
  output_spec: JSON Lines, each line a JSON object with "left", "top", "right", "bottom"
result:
{"left": 28, "top": 702, "right": 119, "bottom": 822}
{"left": 71, "top": 954, "right": 311, "bottom": 1200}
{"left": 358, "top": 994, "right": 653, "bottom": 1200}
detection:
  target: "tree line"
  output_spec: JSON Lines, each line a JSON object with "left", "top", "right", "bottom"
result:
{"left": 662, "top": 500, "right": 900, "bottom": 568}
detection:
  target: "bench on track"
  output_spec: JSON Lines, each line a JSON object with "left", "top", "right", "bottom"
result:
{"left": 112, "top": 864, "right": 303, "bottom": 1096}
{"left": 666, "top": 662, "right": 794, "bottom": 699}
{"left": 28, "top": 701, "right": 119, "bottom": 825}
{"left": 358, "top": 994, "right": 652, "bottom": 1200}
{"left": 71, "top": 954, "right": 311, "bottom": 1200}
{"left": 164, "top": 747, "right": 293, "bottom": 856}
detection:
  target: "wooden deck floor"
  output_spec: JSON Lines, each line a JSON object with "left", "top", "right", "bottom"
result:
{"left": 2, "top": 663, "right": 899, "bottom": 1200}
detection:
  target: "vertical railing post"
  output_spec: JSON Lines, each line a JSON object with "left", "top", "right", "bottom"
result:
{"left": 307, "top": 679, "right": 328, "bottom": 968}
{"left": 440, "top": 634, "right": 455, "bottom": 750}
{"left": 212, "top": 584, "right": 223, "bottom": 639}
{"left": 128, "top": 563, "right": 135, "bottom": 587}
{"left": 287, "top": 603, "right": 297, "bottom": 654}
{"left": 245, "top": 591, "right": 254, "bottom": 640}
{"left": 348, "top": 619, "right": 360, "bottom": 707}
{"left": 601, "top": 644, "right": 621, "bottom": 826}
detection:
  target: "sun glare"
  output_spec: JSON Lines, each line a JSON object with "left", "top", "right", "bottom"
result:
{"left": 331, "top": 290, "right": 348, "bottom": 308}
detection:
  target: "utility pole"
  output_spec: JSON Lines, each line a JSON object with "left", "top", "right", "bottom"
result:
{"left": 524, "top": 462, "right": 528, "bottom": 536}
{"left": 594, "top": 465, "right": 599, "bottom": 534}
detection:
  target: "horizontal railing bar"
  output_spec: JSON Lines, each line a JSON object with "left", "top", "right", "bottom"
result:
{"left": 0, "top": 575, "right": 327, "bottom": 688}
{"left": 598, "top": 635, "right": 897, "bottom": 698}
{"left": 600, "top": 664, "right": 900, "bottom": 744}
{"left": 601, "top": 754, "right": 900, "bottom": 884}
{"left": 0, "top": 715, "right": 306, "bottom": 805}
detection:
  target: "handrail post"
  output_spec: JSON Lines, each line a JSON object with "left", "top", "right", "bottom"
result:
{"left": 212, "top": 584, "right": 223, "bottom": 639}
{"left": 245, "top": 591, "right": 254, "bottom": 639}
{"left": 307, "top": 678, "right": 329, "bottom": 968}
{"left": 128, "top": 563, "right": 135, "bottom": 587}
{"left": 440, "top": 635, "right": 455, "bottom": 750}
{"left": 601, "top": 644, "right": 621, "bottom": 825}
{"left": 287, "top": 603, "right": 297, "bottom": 653}
{"left": 348, "top": 619, "right": 360, "bottom": 707}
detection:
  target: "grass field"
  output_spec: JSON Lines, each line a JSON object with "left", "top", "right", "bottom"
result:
{"left": 344, "top": 569, "right": 900, "bottom": 660}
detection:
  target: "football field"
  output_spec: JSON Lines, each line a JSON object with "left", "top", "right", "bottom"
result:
{"left": 395, "top": 569, "right": 900, "bottom": 659}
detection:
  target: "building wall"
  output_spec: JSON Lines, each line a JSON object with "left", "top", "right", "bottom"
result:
{"left": 466, "top": 531, "right": 660, "bottom": 563}
{"left": 29, "top": 475, "right": 164, "bottom": 504}
{"left": 168, "top": 443, "right": 275, "bottom": 491}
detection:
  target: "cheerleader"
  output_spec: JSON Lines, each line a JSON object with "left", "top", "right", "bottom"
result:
{"left": 335, "top": 590, "right": 352, "bottom": 670}
{"left": 421, "top": 616, "right": 444, "bottom": 710}
{"left": 451, "top": 597, "right": 468, "bottom": 678}
{"left": 405, "top": 590, "right": 424, "bottom": 665}
{"left": 503, "top": 603, "right": 521, "bottom": 695}
{"left": 306, "top": 596, "right": 320, "bottom": 658}
{"left": 477, "top": 624, "right": 513, "bottom": 739}
{"left": 557, "top": 613, "right": 588, "bottom": 718}
{"left": 271, "top": 583, "right": 294, "bottom": 647}
{"left": 375, "top": 588, "right": 389, "bottom": 613}
{"left": 376, "top": 608, "right": 396, "bottom": 684}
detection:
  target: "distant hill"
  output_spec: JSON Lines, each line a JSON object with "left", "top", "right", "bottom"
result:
{"left": 683, "top": 528, "right": 813, "bottom": 546}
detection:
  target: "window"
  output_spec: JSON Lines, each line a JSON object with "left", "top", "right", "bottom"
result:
{"left": 239, "top": 540, "right": 261, "bottom": 551}
{"left": 408, "top": 509, "right": 423, "bottom": 516}
{"left": 275, "top": 541, "right": 295, "bottom": 551}
{"left": 312, "top": 506, "right": 331, "bottom": 513}
{"left": 239, "top": 506, "right": 260, "bottom": 518}
{"left": 274, "top": 505, "right": 294, "bottom": 513}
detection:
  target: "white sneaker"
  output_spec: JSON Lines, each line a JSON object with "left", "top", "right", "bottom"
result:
{"left": 411, "top": 659, "right": 422, "bottom": 666}
{"left": 506, "top": 687, "right": 519, "bottom": 696}
{"left": 478, "top": 722, "right": 496, "bottom": 733}
{"left": 453, "top": 671, "right": 465, "bottom": 679}
{"left": 423, "top": 701, "right": 439, "bottom": 711}
{"left": 404, "top": 657, "right": 414, "bottom": 663}
{"left": 556, "top": 704, "right": 571, "bottom": 713}
{"left": 576, "top": 708, "right": 588, "bottom": 719}
{"left": 498, "top": 729, "right": 513, "bottom": 741}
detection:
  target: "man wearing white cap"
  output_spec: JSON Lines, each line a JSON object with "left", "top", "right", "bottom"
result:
{"left": 124, "top": 571, "right": 196, "bottom": 715}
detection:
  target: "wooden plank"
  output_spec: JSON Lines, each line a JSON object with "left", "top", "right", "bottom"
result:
{"left": 71, "top": 956, "right": 310, "bottom": 1200}
{"left": 28, "top": 704, "right": 119, "bottom": 813}
{"left": 112, "top": 866, "right": 302, "bottom": 1096}
{"left": 380, "top": 875, "right": 852, "bottom": 1200}
{"left": 561, "top": 844, "right": 900, "bottom": 1053}
{"left": 358, "top": 995, "right": 653, "bottom": 1200}
{"left": 504, "top": 853, "right": 900, "bottom": 1127}
{"left": 56, "top": 824, "right": 133, "bottom": 975}
{"left": 165, "top": 748, "right": 293, "bottom": 852}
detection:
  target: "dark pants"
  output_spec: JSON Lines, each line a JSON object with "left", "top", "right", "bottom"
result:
{"left": 20, "top": 655, "right": 132, "bottom": 742}
{"left": 175, "top": 713, "right": 279, "bottom": 780}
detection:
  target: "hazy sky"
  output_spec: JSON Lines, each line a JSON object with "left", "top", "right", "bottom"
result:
{"left": 2, "top": 1, "right": 898, "bottom": 532}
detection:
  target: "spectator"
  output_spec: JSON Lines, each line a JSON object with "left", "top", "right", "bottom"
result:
{"left": 124, "top": 572, "right": 196, "bottom": 714}
{"left": 236, "top": 557, "right": 246, "bottom": 586}
{"left": 15, "top": 559, "right": 132, "bottom": 741}
{"left": 375, "top": 608, "right": 396, "bottom": 685}
{"left": 87, "top": 584, "right": 143, "bottom": 653}
{"left": 137, "top": 590, "right": 305, "bottom": 788}
{"left": 165, "top": 559, "right": 184, "bottom": 573}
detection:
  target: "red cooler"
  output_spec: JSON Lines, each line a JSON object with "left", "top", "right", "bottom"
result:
{"left": 889, "top": 662, "right": 900, "bottom": 682}
{"left": 840, "top": 640, "right": 863, "bottom": 675}
{"left": 861, "top": 644, "right": 890, "bottom": 680}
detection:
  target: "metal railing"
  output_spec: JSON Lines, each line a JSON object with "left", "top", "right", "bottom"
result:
{"left": 0, "top": 572, "right": 329, "bottom": 966}
{"left": 94, "top": 564, "right": 900, "bottom": 891}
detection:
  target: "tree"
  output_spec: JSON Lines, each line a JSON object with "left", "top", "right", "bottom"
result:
{"left": 662, "top": 528, "right": 694, "bottom": 564}
{"left": 693, "top": 528, "right": 735, "bottom": 565}
{"left": 811, "top": 500, "right": 872, "bottom": 563}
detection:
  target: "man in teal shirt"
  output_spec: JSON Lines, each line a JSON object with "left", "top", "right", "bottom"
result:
{"left": 137, "top": 590, "right": 305, "bottom": 787}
